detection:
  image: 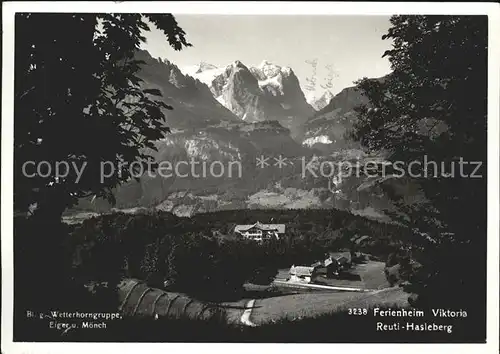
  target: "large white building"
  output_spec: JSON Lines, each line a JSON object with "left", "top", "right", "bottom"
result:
{"left": 234, "top": 221, "right": 286, "bottom": 242}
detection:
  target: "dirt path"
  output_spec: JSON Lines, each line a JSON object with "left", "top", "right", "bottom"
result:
{"left": 240, "top": 299, "right": 257, "bottom": 326}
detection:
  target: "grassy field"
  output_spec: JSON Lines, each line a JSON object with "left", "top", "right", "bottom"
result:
{"left": 218, "top": 261, "right": 396, "bottom": 325}
{"left": 350, "top": 260, "right": 388, "bottom": 289}
{"left": 243, "top": 260, "right": 396, "bottom": 324}
{"left": 250, "top": 286, "right": 409, "bottom": 324}
{"left": 217, "top": 285, "right": 306, "bottom": 324}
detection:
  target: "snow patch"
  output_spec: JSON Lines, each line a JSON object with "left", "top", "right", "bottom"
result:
{"left": 258, "top": 75, "right": 283, "bottom": 94}
{"left": 215, "top": 95, "right": 226, "bottom": 107}
{"left": 304, "top": 90, "right": 319, "bottom": 105}
{"left": 351, "top": 207, "right": 389, "bottom": 221}
{"left": 305, "top": 90, "right": 334, "bottom": 108}
{"left": 247, "top": 188, "right": 321, "bottom": 209}
{"left": 181, "top": 64, "right": 225, "bottom": 87}
{"left": 280, "top": 66, "right": 292, "bottom": 75}
{"left": 302, "top": 135, "right": 334, "bottom": 146}
{"left": 258, "top": 60, "right": 282, "bottom": 78}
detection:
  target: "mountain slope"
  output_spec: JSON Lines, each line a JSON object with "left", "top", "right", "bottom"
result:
{"left": 134, "top": 50, "right": 240, "bottom": 130}
{"left": 301, "top": 83, "right": 370, "bottom": 152}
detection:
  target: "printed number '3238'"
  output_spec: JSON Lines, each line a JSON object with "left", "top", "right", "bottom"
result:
{"left": 348, "top": 308, "right": 368, "bottom": 315}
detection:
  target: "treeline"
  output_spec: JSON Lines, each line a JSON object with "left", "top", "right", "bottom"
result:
{"left": 189, "top": 208, "right": 409, "bottom": 263}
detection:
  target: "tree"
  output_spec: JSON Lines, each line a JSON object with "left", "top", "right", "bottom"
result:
{"left": 351, "top": 16, "right": 487, "bottom": 315}
{"left": 141, "top": 238, "right": 164, "bottom": 288}
{"left": 15, "top": 13, "right": 191, "bottom": 220}
{"left": 13, "top": 15, "right": 191, "bottom": 331}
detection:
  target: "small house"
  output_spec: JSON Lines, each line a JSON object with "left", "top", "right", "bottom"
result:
{"left": 324, "top": 251, "right": 352, "bottom": 277}
{"left": 330, "top": 251, "right": 352, "bottom": 266}
{"left": 324, "top": 257, "right": 339, "bottom": 277}
{"left": 289, "top": 265, "right": 319, "bottom": 284}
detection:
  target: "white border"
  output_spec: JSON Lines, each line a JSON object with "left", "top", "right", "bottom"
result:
{"left": 2, "top": 2, "right": 499, "bottom": 354}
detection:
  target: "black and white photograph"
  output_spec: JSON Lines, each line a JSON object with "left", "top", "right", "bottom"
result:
{"left": 2, "top": 1, "right": 499, "bottom": 352}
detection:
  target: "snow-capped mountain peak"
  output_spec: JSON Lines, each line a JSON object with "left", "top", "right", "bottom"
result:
{"left": 231, "top": 60, "right": 248, "bottom": 70}
{"left": 181, "top": 62, "right": 226, "bottom": 87}
{"left": 196, "top": 62, "right": 218, "bottom": 73}
{"left": 280, "top": 66, "right": 292, "bottom": 76}
{"left": 306, "top": 90, "right": 335, "bottom": 110}
{"left": 258, "top": 60, "right": 282, "bottom": 78}
{"left": 322, "top": 90, "right": 334, "bottom": 101}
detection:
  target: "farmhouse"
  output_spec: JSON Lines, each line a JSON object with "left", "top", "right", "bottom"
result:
{"left": 234, "top": 221, "right": 286, "bottom": 241}
{"left": 289, "top": 265, "right": 319, "bottom": 284}
{"left": 324, "top": 251, "right": 352, "bottom": 276}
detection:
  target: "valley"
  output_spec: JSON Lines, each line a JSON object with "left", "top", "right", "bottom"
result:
{"left": 68, "top": 50, "right": 418, "bottom": 223}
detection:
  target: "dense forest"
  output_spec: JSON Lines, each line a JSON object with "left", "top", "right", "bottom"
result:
{"left": 16, "top": 208, "right": 407, "bottom": 307}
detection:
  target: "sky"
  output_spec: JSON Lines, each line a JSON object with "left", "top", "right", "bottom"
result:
{"left": 141, "top": 15, "right": 393, "bottom": 95}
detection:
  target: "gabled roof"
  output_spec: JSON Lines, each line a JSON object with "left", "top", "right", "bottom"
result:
{"left": 234, "top": 222, "right": 286, "bottom": 233}
{"left": 325, "top": 256, "right": 347, "bottom": 265}
{"left": 336, "top": 256, "right": 348, "bottom": 264}
{"left": 329, "top": 251, "right": 351, "bottom": 262}
{"left": 289, "top": 265, "right": 316, "bottom": 277}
